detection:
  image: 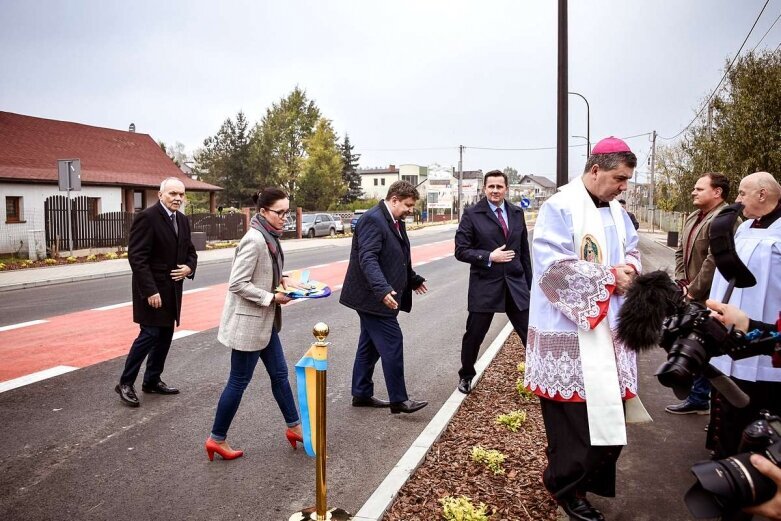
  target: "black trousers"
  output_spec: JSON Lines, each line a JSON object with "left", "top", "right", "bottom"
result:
{"left": 540, "top": 399, "right": 623, "bottom": 500}
{"left": 459, "top": 287, "right": 528, "bottom": 380}
{"left": 707, "top": 378, "right": 781, "bottom": 459}
{"left": 120, "top": 324, "right": 175, "bottom": 386}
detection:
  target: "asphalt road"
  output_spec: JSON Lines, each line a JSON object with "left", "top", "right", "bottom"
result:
{"left": 0, "top": 227, "right": 509, "bottom": 520}
{"left": 0, "top": 231, "right": 705, "bottom": 521}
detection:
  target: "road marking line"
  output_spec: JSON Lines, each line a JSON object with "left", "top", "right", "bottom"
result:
{"left": 0, "top": 319, "right": 48, "bottom": 332}
{"left": 0, "top": 365, "right": 78, "bottom": 393}
{"left": 183, "top": 287, "right": 210, "bottom": 295}
{"left": 172, "top": 329, "right": 198, "bottom": 340}
{"left": 91, "top": 302, "right": 132, "bottom": 311}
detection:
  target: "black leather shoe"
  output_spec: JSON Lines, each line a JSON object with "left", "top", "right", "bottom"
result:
{"left": 115, "top": 384, "right": 140, "bottom": 407}
{"left": 141, "top": 381, "right": 180, "bottom": 395}
{"left": 352, "top": 396, "right": 391, "bottom": 408}
{"left": 558, "top": 497, "right": 605, "bottom": 521}
{"left": 389, "top": 399, "right": 428, "bottom": 414}
{"left": 458, "top": 378, "right": 472, "bottom": 394}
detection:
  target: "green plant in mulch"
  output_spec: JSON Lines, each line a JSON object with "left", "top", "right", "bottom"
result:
{"left": 206, "top": 241, "right": 238, "bottom": 250}
{"left": 44, "top": 258, "right": 57, "bottom": 265}
{"left": 440, "top": 495, "right": 490, "bottom": 521}
{"left": 105, "top": 252, "right": 118, "bottom": 260}
{"left": 120, "top": 252, "right": 128, "bottom": 258}
{"left": 517, "top": 361, "right": 526, "bottom": 374}
{"left": 86, "top": 254, "right": 97, "bottom": 261}
{"left": 470, "top": 446, "right": 505, "bottom": 475}
{"left": 0, "top": 262, "right": 6, "bottom": 271}
{"left": 495, "top": 409, "right": 528, "bottom": 432}
{"left": 66, "top": 256, "right": 77, "bottom": 263}
{"left": 516, "top": 378, "right": 535, "bottom": 400}
{"left": 20, "top": 260, "right": 33, "bottom": 267}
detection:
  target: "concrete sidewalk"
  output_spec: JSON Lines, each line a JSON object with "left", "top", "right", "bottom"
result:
{"left": 0, "top": 223, "right": 458, "bottom": 292}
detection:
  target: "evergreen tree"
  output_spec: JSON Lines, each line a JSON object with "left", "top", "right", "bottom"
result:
{"left": 339, "top": 134, "right": 363, "bottom": 203}
{"left": 196, "top": 111, "right": 255, "bottom": 207}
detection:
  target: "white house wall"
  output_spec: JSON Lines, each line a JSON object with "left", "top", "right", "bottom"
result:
{"left": 0, "top": 183, "right": 122, "bottom": 255}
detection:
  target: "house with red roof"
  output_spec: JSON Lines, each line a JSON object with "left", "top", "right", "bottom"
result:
{"left": 0, "top": 111, "right": 222, "bottom": 255}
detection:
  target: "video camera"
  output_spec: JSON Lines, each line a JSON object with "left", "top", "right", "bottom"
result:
{"left": 618, "top": 203, "right": 780, "bottom": 404}
{"left": 617, "top": 203, "right": 781, "bottom": 518}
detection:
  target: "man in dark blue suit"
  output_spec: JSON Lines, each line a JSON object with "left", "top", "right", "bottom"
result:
{"left": 455, "top": 170, "right": 532, "bottom": 394}
{"left": 340, "top": 181, "right": 429, "bottom": 414}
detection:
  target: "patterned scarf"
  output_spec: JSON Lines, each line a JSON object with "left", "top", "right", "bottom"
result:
{"left": 250, "top": 213, "right": 284, "bottom": 289}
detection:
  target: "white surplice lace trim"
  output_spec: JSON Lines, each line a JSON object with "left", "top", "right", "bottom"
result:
{"left": 523, "top": 327, "right": 637, "bottom": 401}
{"left": 539, "top": 260, "right": 615, "bottom": 331}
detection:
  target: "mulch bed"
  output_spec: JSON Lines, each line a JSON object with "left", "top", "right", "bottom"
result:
{"left": 383, "top": 333, "right": 559, "bottom": 521}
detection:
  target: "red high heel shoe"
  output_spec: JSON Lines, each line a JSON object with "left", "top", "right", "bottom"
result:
{"left": 205, "top": 438, "right": 244, "bottom": 461}
{"left": 285, "top": 428, "right": 304, "bottom": 449}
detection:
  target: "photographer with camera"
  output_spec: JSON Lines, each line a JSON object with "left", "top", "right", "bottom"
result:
{"left": 707, "top": 171, "right": 781, "bottom": 461}
{"left": 666, "top": 173, "right": 733, "bottom": 416}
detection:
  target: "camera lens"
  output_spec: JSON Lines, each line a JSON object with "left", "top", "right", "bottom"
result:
{"left": 656, "top": 334, "right": 709, "bottom": 395}
{"left": 685, "top": 453, "right": 777, "bottom": 518}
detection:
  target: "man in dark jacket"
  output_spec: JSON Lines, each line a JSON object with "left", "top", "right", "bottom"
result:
{"left": 115, "top": 177, "right": 197, "bottom": 407}
{"left": 340, "top": 181, "right": 428, "bottom": 414}
{"left": 455, "top": 170, "right": 532, "bottom": 394}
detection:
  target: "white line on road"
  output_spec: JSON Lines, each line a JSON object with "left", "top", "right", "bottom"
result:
{"left": 183, "top": 287, "right": 210, "bottom": 295}
{"left": 0, "top": 365, "right": 78, "bottom": 393}
{"left": 91, "top": 302, "right": 132, "bottom": 311}
{"left": 172, "top": 330, "right": 198, "bottom": 340}
{"left": 0, "top": 319, "right": 48, "bottom": 332}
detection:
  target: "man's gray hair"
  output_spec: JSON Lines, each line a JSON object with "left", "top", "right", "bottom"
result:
{"left": 159, "top": 177, "right": 185, "bottom": 192}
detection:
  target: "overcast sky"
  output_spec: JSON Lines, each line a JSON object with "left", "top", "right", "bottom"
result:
{"left": 1, "top": 0, "right": 779, "bottom": 183}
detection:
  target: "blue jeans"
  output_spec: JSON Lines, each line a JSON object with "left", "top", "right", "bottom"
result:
{"left": 210, "top": 329, "right": 300, "bottom": 441}
{"left": 687, "top": 374, "right": 711, "bottom": 407}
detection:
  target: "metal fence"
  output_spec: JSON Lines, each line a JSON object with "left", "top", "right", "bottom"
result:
{"left": 41, "top": 196, "right": 245, "bottom": 253}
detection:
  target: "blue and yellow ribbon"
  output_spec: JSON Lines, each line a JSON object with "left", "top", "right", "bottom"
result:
{"left": 295, "top": 343, "right": 327, "bottom": 458}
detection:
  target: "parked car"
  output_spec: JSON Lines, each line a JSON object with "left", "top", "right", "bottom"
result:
{"left": 301, "top": 213, "right": 338, "bottom": 238}
{"left": 283, "top": 216, "right": 296, "bottom": 233}
{"left": 332, "top": 215, "right": 344, "bottom": 234}
{"left": 350, "top": 209, "right": 367, "bottom": 233}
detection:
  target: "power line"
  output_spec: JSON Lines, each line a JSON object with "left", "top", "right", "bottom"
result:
{"left": 360, "top": 146, "right": 457, "bottom": 152}
{"left": 660, "top": 0, "right": 770, "bottom": 141}
{"left": 464, "top": 132, "right": 652, "bottom": 153}
{"left": 752, "top": 10, "right": 781, "bottom": 51}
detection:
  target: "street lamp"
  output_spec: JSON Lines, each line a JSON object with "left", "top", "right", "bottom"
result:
{"left": 572, "top": 135, "right": 588, "bottom": 156}
{"left": 568, "top": 91, "right": 590, "bottom": 154}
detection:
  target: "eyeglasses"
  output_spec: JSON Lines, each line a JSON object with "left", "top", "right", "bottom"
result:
{"left": 264, "top": 208, "right": 291, "bottom": 217}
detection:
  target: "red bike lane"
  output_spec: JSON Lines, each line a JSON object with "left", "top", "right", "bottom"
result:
{"left": 0, "top": 240, "right": 454, "bottom": 385}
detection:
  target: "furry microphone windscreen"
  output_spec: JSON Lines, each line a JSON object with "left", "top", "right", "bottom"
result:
{"left": 618, "top": 270, "right": 683, "bottom": 352}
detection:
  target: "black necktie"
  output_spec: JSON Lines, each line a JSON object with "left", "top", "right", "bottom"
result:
{"left": 170, "top": 213, "right": 178, "bottom": 236}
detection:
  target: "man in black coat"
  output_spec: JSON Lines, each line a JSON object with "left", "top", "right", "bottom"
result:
{"left": 454, "top": 170, "right": 532, "bottom": 394}
{"left": 340, "top": 181, "right": 429, "bottom": 414}
{"left": 115, "top": 177, "right": 197, "bottom": 407}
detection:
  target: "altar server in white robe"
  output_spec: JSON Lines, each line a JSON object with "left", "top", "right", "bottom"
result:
{"left": 524, "top": 137, "right": 645, "bottom": 521}
{"left": 707, "top": 171, "right": 781, "bottom": 459}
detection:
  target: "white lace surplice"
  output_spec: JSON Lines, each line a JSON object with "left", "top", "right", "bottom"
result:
{"left": 525, "top": 197, "right": 641, "bottom": 401}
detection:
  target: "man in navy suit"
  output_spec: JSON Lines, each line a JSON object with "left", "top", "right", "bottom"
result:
{"left": 340, "top": 181, "right": 429, "bottom": 414}
{"left": 455, "top": 170, "right": 532, "bottom": 394}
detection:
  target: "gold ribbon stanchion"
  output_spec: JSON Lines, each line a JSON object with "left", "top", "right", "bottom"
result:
{"left": 290, "top": 323, "right": 352, "bottom": 521}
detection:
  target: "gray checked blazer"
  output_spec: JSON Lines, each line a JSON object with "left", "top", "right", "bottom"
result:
{"left": 217, "top": 228, "right": 282, "bottom": 351}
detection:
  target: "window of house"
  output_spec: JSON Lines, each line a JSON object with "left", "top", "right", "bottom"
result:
{"left": 381, "top": 178, "right": 386, "bottom": 186}
{"left": 133, "top": 191, "right": 145, "bottom": 211}
{"left": 87, "top": 197, "right": 101, "bottom": 219}
{"left": 373, "top": 178, "right": 378, "bottom": 186}
{"left": 5, "top": 196, "right": 22, "bottom": 223}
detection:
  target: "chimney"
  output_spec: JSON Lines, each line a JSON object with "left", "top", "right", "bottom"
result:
{"left": 389, "top": 164, "right": 396, "bottom": 170}
{"left": 128, "top": 123, "right": 136, "bottom": 133}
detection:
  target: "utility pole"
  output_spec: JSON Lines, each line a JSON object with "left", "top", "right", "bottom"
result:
{"left": 649, "top": 130, "right": 657, "bottom": 233}
{"left": 556, "top": 0, "right": 568, "bottom": 187}
{"left": 458, "top": 145, "right": 464, "bottom": 221}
